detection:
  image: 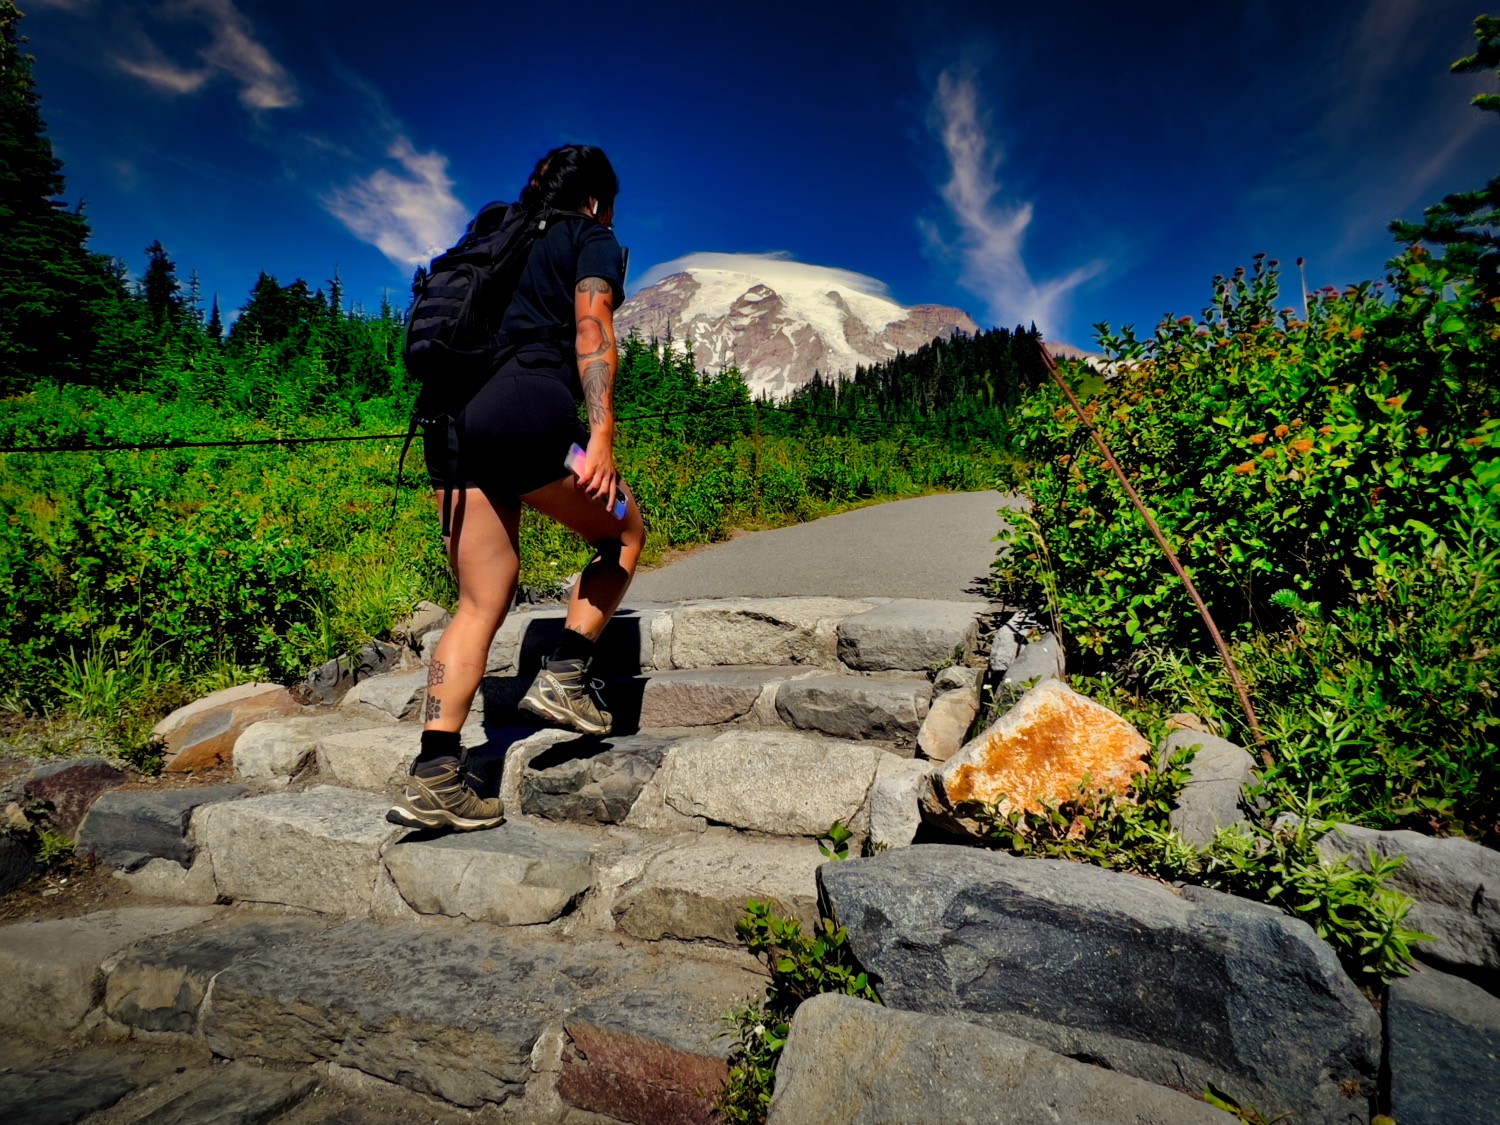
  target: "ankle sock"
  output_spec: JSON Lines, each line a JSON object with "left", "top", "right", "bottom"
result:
{"left": 413, "top": 728, "right": 461, "bottom": 776}
{"left": 548, "top": 627, "right": 596, "bottom": 668}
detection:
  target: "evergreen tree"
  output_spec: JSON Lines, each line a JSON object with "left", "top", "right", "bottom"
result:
{"left": 327, "top": 268, "right": 343, "bottom": 322}
{"left": 185, "top": 268, "right": 204, "bottom": 325}
{"left": 1390, "top": 15, "right": 1500, "bottom": 294}
{"left": 142, "top": 240, "right": 183, "bottom": 325}
{"left": 206, "top": 295, "right": 223, "bottom": 341}
{"left": 0, "top": 0, "right": 129, "bottom": 391}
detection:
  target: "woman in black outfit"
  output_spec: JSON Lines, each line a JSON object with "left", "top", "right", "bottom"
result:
{"left": 389, "top": 145, "right": 644, "bottom": 832}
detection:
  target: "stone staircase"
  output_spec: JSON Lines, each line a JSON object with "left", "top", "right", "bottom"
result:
{"left": 1, "top": 595, "right": 990, "bottom": 1125}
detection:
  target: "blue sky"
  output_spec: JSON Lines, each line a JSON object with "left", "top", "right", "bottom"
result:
{"left": 24, "top": 0, "right": 1500, "bottom": 349}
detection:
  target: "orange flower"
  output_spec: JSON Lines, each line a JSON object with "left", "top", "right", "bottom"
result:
{"left": 1292, "top": 439, "right": 1314, "bottom": 453}
{"left": 1274, "top": 424, "right": 1290, "bottom": 438}
{"left": 1232, "top": 461, "right": 1256, "bottom": 474}
{"left": 1416, "top": 426, "right": 1428, "bottom": 437}
{"left": 1261, "top": 448, "right": 1276, "bottom": 460}
{"left": 1291, "top": 417, "right": 1303, "bottom": 427}
{"left": 1250, "top": 432, "right": 1267, "bottom": 445}
{"left": 1349, "top": 326, "right": 1366, "bottom": 340}
{"left": 1319, "top": 425, "right": 1333, "bottom": 435}
{"left": 1385, "top": 396, "right": 1403, "bottom": 407}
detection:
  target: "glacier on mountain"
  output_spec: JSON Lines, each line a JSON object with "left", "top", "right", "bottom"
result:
{"left": 617, "top": 253, "right": 978, "bottom": 399}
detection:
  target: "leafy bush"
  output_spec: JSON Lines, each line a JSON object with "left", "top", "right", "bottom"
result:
{"left": 716, "top": 898, "right": 880, "bottom": 1125}
{"left": 995, "top": 250, "right": 1500, "bottom": 835}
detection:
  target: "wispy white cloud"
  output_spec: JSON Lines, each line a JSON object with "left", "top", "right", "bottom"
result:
{"left": 322, "top": 137, "right": 468, "bottom": 266}
{"left": 115, "top": 0, "right": 297, "bottom": 110}
{"left": 925, "top": 70, "right": 1101, "bottom": 337}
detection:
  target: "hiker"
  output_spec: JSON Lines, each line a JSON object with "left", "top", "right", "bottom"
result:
{"left": 388, "top": 144, "right": 644, "bottom": 832}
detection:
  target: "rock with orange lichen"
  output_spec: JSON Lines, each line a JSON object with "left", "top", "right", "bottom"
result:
{"left": 919, "top": 679, "right": 1150, "bottom": 836}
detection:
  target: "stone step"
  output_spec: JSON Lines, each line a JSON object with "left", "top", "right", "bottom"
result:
{"left": 428, "top": 595, "right": 984, "bottom": 677}
{"left": 0, "top": 906, "right": 222, "bottom": 1040}
{"left": 476, "top": 664, "right": 933, "bottom": 746}
{"left": 516, "top": 727, "right": 908, "bottom": 841}
{"left": 171, "top": 772, "right": 836, "bottom": 946}
{"left": 94, "top": 909, "right": 763, "bottom": 1120}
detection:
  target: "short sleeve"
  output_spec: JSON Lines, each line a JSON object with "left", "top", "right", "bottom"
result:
{"left": 574, "top": 224, "right": 625, "bottom": 306}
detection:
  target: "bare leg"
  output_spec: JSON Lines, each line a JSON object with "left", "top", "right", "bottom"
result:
{"left": 521, "top": 475, "right": 645, "bottom": 640}
{"left": 423, "top": 488, "right": 521, "bottom": 733}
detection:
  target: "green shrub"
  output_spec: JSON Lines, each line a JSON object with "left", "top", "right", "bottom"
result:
{"left": 716, "top": 898, "right": 880, "bottom": 1125}
{"left": 995, "top": 250, "right": 1500, "bottom": 834}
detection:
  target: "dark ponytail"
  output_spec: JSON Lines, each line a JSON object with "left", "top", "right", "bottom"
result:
{"left": 520, "top": 145, "right": 619, "bottom": 214}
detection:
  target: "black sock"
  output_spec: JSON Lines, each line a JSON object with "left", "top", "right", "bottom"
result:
{"left": 549, "top": 628, "right": 596, "bottom": 667}
{"left": 413, "top": 728, "right": 461, "bottom": 775}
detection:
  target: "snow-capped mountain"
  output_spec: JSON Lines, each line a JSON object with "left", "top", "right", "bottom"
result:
{"left": 616, "top": 253, "right": 979, "bottom": 399}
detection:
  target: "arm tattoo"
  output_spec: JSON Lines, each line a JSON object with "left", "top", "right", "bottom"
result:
{"left": 575, "top": 277, "right": 613, "bottom": 301}
{"left": 582, "top": 358, "right": 612, "bottom": 429}
{"left": 576, "top": 315, "right": 613, "bottom": 361}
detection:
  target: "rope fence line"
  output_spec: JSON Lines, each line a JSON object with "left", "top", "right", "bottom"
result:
{"left": 0, "top": 402, "right": 979, "bottom": 456}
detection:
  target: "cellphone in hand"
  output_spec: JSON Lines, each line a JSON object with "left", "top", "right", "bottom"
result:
{"left": 565, "top": 443, "right": 628, "bottom": 519}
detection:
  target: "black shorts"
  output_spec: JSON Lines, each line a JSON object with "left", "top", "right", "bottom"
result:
{"left": 424, "top": 360, "right": 586, "bottom": 502}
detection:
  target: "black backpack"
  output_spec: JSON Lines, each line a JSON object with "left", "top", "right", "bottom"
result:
{"left": 397, "top": 201, "right": 584, "bottom": 528}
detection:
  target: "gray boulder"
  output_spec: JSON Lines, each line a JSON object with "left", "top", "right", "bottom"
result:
{"left": 77, "top": 785, "right": 246, "bottom": 870}
{"left": 304, "top": 639, "right": 404, "bottom": 705}
{"left": 993, "top": 631, "right": 1062, "bottom": 707}
{"left": 1317, "top": 823, "right": 1500, "bottom": 976}
{"left": 12, "top": 757, "right": 126, "bottom": 838}
{"left": 1158, "top": 729, "right": 1254, "bottom": 846}
{"left": 820, "top": 845, "right": 1379, "bottom": 1125}
{"left": 1387, "top": 964, "right": 1500, "bottom": 1125}
{"left": 775, "top": 674, "right": 931, "bottom": 743}
{"left": 521, "top": 733, "right": 674, "bottom": 824}
{"left": 769, "top": 993, "right": 1231, "bottom": 1125}
{"left": 835, "top": 599, "right": 979, "bottom": 672}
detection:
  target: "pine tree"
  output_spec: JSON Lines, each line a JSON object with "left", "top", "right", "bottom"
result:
{"left": 185, "top": 268, "right": 204, "bottom": 324}
{"left": 142, "top": 240, "right": 183, "bottom": 325}
{"left": 1390, "top": 15, "right": 1500, "bottom": 294}
{"left": 206, "top": 295, "right": 223, "bottom": 341}
{"left": 0, "top": 0, "right": 128, "bottom": 391}
{"left": 327, "top": 267, "right": 343, "bottom": 322}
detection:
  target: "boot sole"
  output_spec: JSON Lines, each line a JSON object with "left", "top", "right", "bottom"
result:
{"left": 386, "top": 802, "right": 505, "bottom": 832}
{"left": 518, "top": 692, "right": 612, "bottom": 736}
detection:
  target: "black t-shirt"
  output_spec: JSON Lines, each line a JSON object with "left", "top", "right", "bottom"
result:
{"left": 501, "top": 216, "right": 624, "bottom": 394}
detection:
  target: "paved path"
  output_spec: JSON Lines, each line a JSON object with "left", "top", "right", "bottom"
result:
{"left": 630, "top": 490, "right": 1024, "bottom": 603}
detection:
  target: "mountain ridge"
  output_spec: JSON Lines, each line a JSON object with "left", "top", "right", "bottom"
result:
{"left": 616, "top": 255, "right": 979, "bottom": 398}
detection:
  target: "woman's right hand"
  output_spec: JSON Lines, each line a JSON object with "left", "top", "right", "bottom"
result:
{"left": 579, "top": 429, "right": 618, "bottom": 510}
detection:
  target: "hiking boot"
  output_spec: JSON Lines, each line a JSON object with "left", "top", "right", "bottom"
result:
{"left": 386, "top": 760, "right": 504, "bottom": 831}
{"left": 518, "top": 659, "right": 613, "bottom": 735}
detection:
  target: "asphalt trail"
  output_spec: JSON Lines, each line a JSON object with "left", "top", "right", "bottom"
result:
{"left": 629, "top": 490, "right": 1024, "bottom": 603}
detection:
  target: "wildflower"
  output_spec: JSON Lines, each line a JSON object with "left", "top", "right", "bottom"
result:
{"left": 1385, "top": 396, "right": 1402, "bottom": 407}
{"left": 1318, "top": 425, "right": 1333, "bottom": 436}
{"left": 1416, "top": 426, "right": 1428, "bottom": 437}
{"left": 1232, "top": 461, "right": 1256, "bottom": 474}
{"left": 1262, "top": 448, "right": 1276, "bottom": 460}
{"left": 1250, "top": 433, "right": 1267, "bottom": 445}
{"left": 1349, "top": 326, "right": 1365, "bottom": 341}
{"left": 753, "top": 1024, "right": 766, "bottom": 1037}
{"left": 1274, "top": 424, "right": 1289, "bottom": 438}
{"left": 1292, "top": 439, "right": 1314, "bottom": 454}
{"left": 1291, "top": 417, "right": 1303, "bottom": 427}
